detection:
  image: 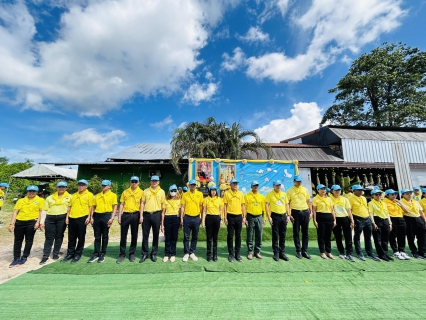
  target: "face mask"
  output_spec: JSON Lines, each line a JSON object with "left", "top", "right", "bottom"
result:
{"left": 170, "top": 192, "right": 177, "bottom": 197}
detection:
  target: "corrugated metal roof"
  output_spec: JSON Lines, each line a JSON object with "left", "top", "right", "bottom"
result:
{"left": 243, "top": 146, "right": 343, "bottom": 162}
{"left": 12, "top": 164, "right": 77, "bottom": 180}
{"left": 108, "top": 143, "right": 172, "bottom": 161}
{"left": 330, "top": 127, "right": 426, "bottom": 141}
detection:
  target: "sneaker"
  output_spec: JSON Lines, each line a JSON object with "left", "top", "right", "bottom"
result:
{"left": 182, "top": 254, "right": 189, "bottom": 262}
{"left": 170, "top": 256, "right": 176, "bottom": 262}
{"left": 346, "top": 255, "right": 356, "bottom": 262}
{"left": 213, "top": 255, "right": 218, "bottom": 262}
{"left": 235, "top": 254, "right": 242, "bottom": 262}
{"left": 207, "top": 256, "right": 212, "bottom": 262}
{"left": 129, "top": 254, "right": 136, "bottom": 262}
{"left": 189, "top": 253, "right": 198, "bottom": 261}
{"left": 228, "top": 254, "right": 234, "bottom": 263}
{"left": 338, "top": 253, "right": 346, "bottom": 259}
{"left": 52, "top": 254, "right": 60, "bottom": 260}
{"left": 247, "top": 253, "right": 253, "bottom": 260}
{"left": 87, "top": 255, "right": 99, "bottom": 263}
{"left": 400, "top": 252, "right": 410, "bottom": 260}
{"left": 40, "top": 256, "right": 49, "bottom": 265}
{"left": 357, "top": 254, "right": 366, "bottom": 261}
{"left": 9, "top": 258, "right": 20, "bottom": 268}
{"left": 98, "top": 256, "right": 105, "bottom": 263}
{"left": 412, "top": 253, "right": 425, "bottom": 260}
{"left": 17, "top": 256, "right": 27, "bottom": 265}
{"left": 163, "top": 256, "right": 169, "bottom": 262}
{"left": 367, "top": 254, "right": 381, "bottom": 262}
{"left": 116, "top": 256, "right": 125, "bottom": 264}
{"left": 71, "top": 256, "right": 81, "bottom": 263}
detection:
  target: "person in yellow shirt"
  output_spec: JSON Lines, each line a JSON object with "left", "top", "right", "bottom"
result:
{"left": 117, "top": 176, "right": 143, "bottom": 264}
{"left": 413, "top": 186, "right": 422, "bottom": 202}
{"left": 223, "top": 178, "right": 246, "bottom": 263}
{"left": 0, "top": 182, "right": 9, "bottom": 211}
{"left": 384, "top": 189, "right": 410, "bottom": 260}
{"left": 420, "top": 188, "right": 426, "bottom": 213}
{"left": 140, "top": 175, "right": 165, "bottom": 263}
{"left": 87, "top": 180, "right": 117, "bottom": 263}
{"left": 343, "top": 186, "right": 353, "bottom": 199}
{"left": 161, "top": 184, "right": 181, "bottom": 262}
{"left": 39, "top": 181, "right": 71, "bottom": 264}
{"left": 330, "top": 185, "right": 355, "bottom": 262}
{"left": 202, "top": 185, "right": 223, "bottom": 262}
{"left": 62, "top": 179, "right": 94, "bottom": 263}
{"left": 8, "top": 185, "right": 43, "bottom": 267}
{"left": 180, "top": 179, "right": 203, "bottom": 262}
{"left": 369, "top": 189, "right": 392, "bottom": 261}
{"left": 312, "top": 184, "right": 336, "bottom": 260}
{"left": 401, "top": 189, "right": 426, "bottom": 259}
{"left": 287, "top": 175, "right": 312, "bottom": 259}
{"left": 245, "top": 181, "right": 266, "bottom": 260}
{"left": 349, "top": 185, "right": 379, "bottom": 261}
{"left": 265, "top": 180, "right": 289, "bottom": 262}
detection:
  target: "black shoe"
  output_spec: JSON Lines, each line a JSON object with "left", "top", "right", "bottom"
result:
{"left": 39, "top": 256, "right": 49, "bottom": 265}
{"left": 235, "top": 254, "right": 242, "bottom": 262}
{"left": 379, "top": 255, "right": 390, "bottom": 262}
{"left": 412, "top": 253, "right": 425, "bottom": 260}
{"left": 98, "top": 255, "right": 105, "bottom": 263}
{"left": 87, "top": 255, "right": 99, "bottom": 263}
{"left": 280, "top": 253, "right": 289, "bottom": 261}
{"left": 139, "top": 255, "right": 148, "bottom": 263}
{"left": 52, "top": 254, "right": 60, "bottom": 260}
{"left": 213, "top": 255, "right": 218, "bottom": 262}
{"left": 367, "top": 254, "right": 381, "bottom": 262}
{"left": 346, "top": 255, "right": 356, "bottom": 262}
{"left": 129, "top": 254, "right": 136, "bottom": 262}
{"left": 61, "top": 255, "right": 73, "bottom": 263}
{"left": 207, "top": 256, "right": 212, "bottom": 262}
{"left": 385, "top": 254, "right": 394, "bottom": 261}
{"left": 71, "top": 256, "right": 81, "bottom": 263}
{"left": 357, "top": 254, "right": 366, "bottom": 261}
{"left": 228, "top": 254, "right": 234, "bottom": 263}
{"left": 151, "top": 255, "right": 157, "bottom": 262}
{"left": 116, "top": 256, "right": 125, "bottom": 264}
{"left": 302, "top": 251, "right": 311, "bottom": 260}
{"left": 296, "top": 252, "right": 302, "bottom": 259}
{"left": 273, "top": 253, "right": 279, "bottom": 261}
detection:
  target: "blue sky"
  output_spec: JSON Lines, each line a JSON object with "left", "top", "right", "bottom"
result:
{"left": 0, "top": 0, "right": 425, "bottom": 164}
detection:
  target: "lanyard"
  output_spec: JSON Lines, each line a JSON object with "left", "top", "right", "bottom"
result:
{"left": 315, "top": 195, "right": 331, "bottom": 211}
{"left": 166, "top": 199, "right": 179, "bottom": 212}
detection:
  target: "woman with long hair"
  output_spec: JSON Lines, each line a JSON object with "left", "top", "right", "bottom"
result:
{"left": 160, "top": 184, "right": 181, "bottom": 262}
{"left": 202, "top": 185, "right": 223, "bottom": 262}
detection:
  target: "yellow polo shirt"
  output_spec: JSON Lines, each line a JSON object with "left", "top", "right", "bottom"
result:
{"left": 331, "top": 196, "right": 351, "bottom": 218}
{"left": 265, "top": 190, "right": 288, "bottom": 215}
{"left": 203, "top": 196, "right": 223, "bottom": 216}
{"left": 223, "top": 189, "right": 245, "bottom": 215}
{"left": 143, "top": 187, "right": 166, "bottom": 212}
{"left": 69, "top": 190, "right": 95, "bottom": 218}
{"left": 312, "top": 195, "right": 333, "bottom": 213}
{"left": 368, "top": 200, "right": 388, "bottom": 219}
{"left": 286, "top": 186, "right": 310, "bottom": 210}
{"left": 0, "top": 189, "right": 5, "bottom": 207}
{"left": 383, "top": 198, "right": 403, "bottom": 218}
{"left": 344, "top": 192, "right": 353, "bottom": 199}
{"left": 43, "top": 192, "right": 71, "bottom": 215}
{"left": 245, "top": 191, "right": 266, "bottom": 216}
{"left": 420, "top": 198, "right": 426, "bottom": 214}
{"left": 14, "top": 196, "right": 44, "bottom": 221}
{"left": 95, "top": 190, "right": 118, "bottom": 213}
{"left": 164, "top": 199, "right": 181, "bottom": 216}
{"left": 401, "top": 198, "right": 421, "bottom": 218}
{"left": 349, "top": 195, "right": 368, "bottom": 218}
{"left": 120, "top": 187, "right": 143, "bottom": 212}
{"left": 413, "top": 194, "right": 421, "bottom": 202}
{"left": 181, "top": 190, "right": 204, "bottom": 216}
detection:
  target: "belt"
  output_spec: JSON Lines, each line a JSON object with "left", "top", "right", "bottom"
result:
{"left": 184, "top": 215, "right": 200, "bottom": 218}
{"left": 247, "top": 212, "right": 262, "bottom": 217}
{"left": 94, "top": 212, "right": 111, "bottom": 215}
{"left": 144, "top": 210, "right": 161, "bottom": 214}
{"left": 123, "top": 211, "right": 139, "bottom": 214}
{"left": 316, "top": 212, "right": 332, "bottom": 214}
{"left": 291, "top": 209, "right": 309, "bottom": 213}
{"left": 271, "top": 212, "right": 287, "bottom": 216}
{"left": 353, "top": 215, "right": 369, "bottom": 220}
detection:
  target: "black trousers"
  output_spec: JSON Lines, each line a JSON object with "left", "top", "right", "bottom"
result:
{"left": 183, "top": 215, "right": 200, "bottom": 254}
{"left": 404, "top": 216, "right": 426, "bottom": 255}
{"left": 93, "top": 213, "right": 111, "bottom": 256}
{"left": 389, "top": 217, "right": 406, "bottom": 253}
{"left": 353, "top": 216, "right": 373, "bottom": 256}
{"left": 372, "top": 216, "right": 390, "bottom": 257}
{"left": 14, "top": 220, "right": 37, "bottom": 259}
{"left": 43, "top": 214, "right": 66, "bottom": 257}
{"left": 164, "top": 215, "right": 179, "bottom": 256}
{"left": 120, "top": 212, "right": 139, "bottom": 256}
{"left": 291, "top": 209, "right": 310, "bottom": 253}
{"left": 316, "top": 213, "right": 334, "bottom": 254}
{"left": 271, "top": 213, "right": 287, "bottom": 254}
{"left": 67, "top": 215, "right": 87, "bottom": 258}
{"left": 227, "top": 214, "right": 242, "bottom": 255}
{"left": 333, "top": 216, "right": 353, "bottom": 255}
{"left": 205, "top": 215, "right": 221, "bottom": 257}
{"left": 142, "top": 211, "right": 161, "bottom": 256}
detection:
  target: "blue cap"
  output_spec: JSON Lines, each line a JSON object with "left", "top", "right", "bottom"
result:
{"left": 183, "top": 186, "right": 188, "bottom": 191}
{"left": 26, "top": 185, "right": 39, "bottom": 191}
{"left": 209, "top": 185, "right": 217, "bottom": 190}
{"left": 371, "top": 189, "right": 383, "bottom": 195}
{"left": 178, "top": 187, "right": 182, "bottom": 190}
{"left": 273, "top": 180, "right": 282, "bottom": 186}
{"left": 230, "top": 179, "right": 238, "bottom": 184}
{"left": 151, "top": 175, "right": 160, "bottom": 181}
{"left": 294, "top": 175, "right": 302, "bottom": 182}
{"left": 422, "top": 188, "right": 426, "bottom": 193}
{"left": 56, "top": 181, "right": 68, "bottom": 187}
{"left": 326, "top": 187, "right": 330, "bottom": 192}
{"left": 331, "top": 185, "right": 341, "bottom": 191}
{"left": 316, "top": 184, "right": 326, "bottom": 190}
{"left": 352, "top": 185, "right": 365, "bottom": 191}
{"left": 413, "top": 186, "right": 420, "bottom": 190}
{"left": 169, "top": 184, "right": 177, "bottom": 191}
{"left": 78, "top": 179, "right": 88, "bottom": 185}
{"left": 385, "top": 189, "right": 398, "bottom": 196}
{"left": 130, "top": 176, "right": 139, "bottom": 181}
{"left": 400, "top": 188, "right": 413, "bottom": 194}
{"left": 189, "top": 179, "right": 197, "bottom": 185}
{"left": 101, "top": 180, "right": 111, "bottom": 186}
{"left": 251, "top": 180, "right": 259, "bottom": 186}
{"left": 0, "top": 182, "right": 10, "bottom": 188}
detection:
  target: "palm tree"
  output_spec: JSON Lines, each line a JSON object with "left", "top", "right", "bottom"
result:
{"left": 170, "top": 117, "right": 272, "bottom": 174}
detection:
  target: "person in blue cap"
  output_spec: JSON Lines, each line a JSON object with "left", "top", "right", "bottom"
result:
{"left": 413, "top": 187, "right": 422, "bottom": 202}
{"left": 202, "top": 185, "right": 223, "bottom": 262}
{"left": 161, "top": 184, "right": 181, "bottom": 262}
{"left": 420, "top": 188, "right": 426, "bottom": 218}
{"left": 0, "top": 182, "right": 9, "bottom": 224}
{"left": 39, "top": 181, "right": 71, "bottom": 264}
{"left": 8, "top": 186, "right": 44, "bottom": 267}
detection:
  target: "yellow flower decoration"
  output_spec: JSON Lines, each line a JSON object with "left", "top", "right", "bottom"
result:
{"left": 242, "top": 159, "right": 247, "bottom": 164}
{"left": 269, "top": 159, "right": 274, "bottom": 164}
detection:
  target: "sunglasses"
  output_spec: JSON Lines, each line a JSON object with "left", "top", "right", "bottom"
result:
{"left": 102, "top": 185, "right": 109, "bottom": 187}
{"left": 27, "top": 190, "right": 36, "bottom": 192}
{"left": 57, "top": 186, "right": 67, "bottom": 188}
{"left": 170, "top": 189, "right": 177, "bottom": 192}
{"left": 130, "top": 181, "right": 138, "bottom": 183}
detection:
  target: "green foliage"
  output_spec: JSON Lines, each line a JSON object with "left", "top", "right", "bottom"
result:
{"left": 171, "top": 117, "right": 272, "bottom": 174}
{"left": 0, "top": 159, "right": 34, "bottom": 194}
{"left": 322, "top": 42, "right": 426, "bottom": 127}
{"left": 47, "top": 176, "right": 119, "bottom": 195}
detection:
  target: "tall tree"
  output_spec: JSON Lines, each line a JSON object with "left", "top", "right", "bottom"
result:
{"left": 321, "top": 42, "right": 426, "bottom": 127}
{"left": 171, "top": 117, "right": 272, "bottom": 174}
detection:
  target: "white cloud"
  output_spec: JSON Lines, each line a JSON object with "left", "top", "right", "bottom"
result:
{"left": 182, "top": 82, "right": 218, "bottom": 106}
{"left": 258, "top": 0, "right": 290, "bottom": 24}
{"left": 246, "top": 0, "right": 406, "bottom": 82}
{"left": 0, "top": 0, "right": 238, "bottom": 115}
{"left": 205, "top": 72, "right": 214, "bottom": 80}
{"left": 62, "top": 128, "right": 126, "bottom": 149}
{"left": 150, "top": 115, "right": 174, "bottom": 129}
{"left": 221, "top": 47, "right": 246, "bottom": 71}
{"left": 254, "top": 102, "right": 322, "bottom": 142}
{"left": 237, "top": 26, "right": 270, "bottom": 43}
